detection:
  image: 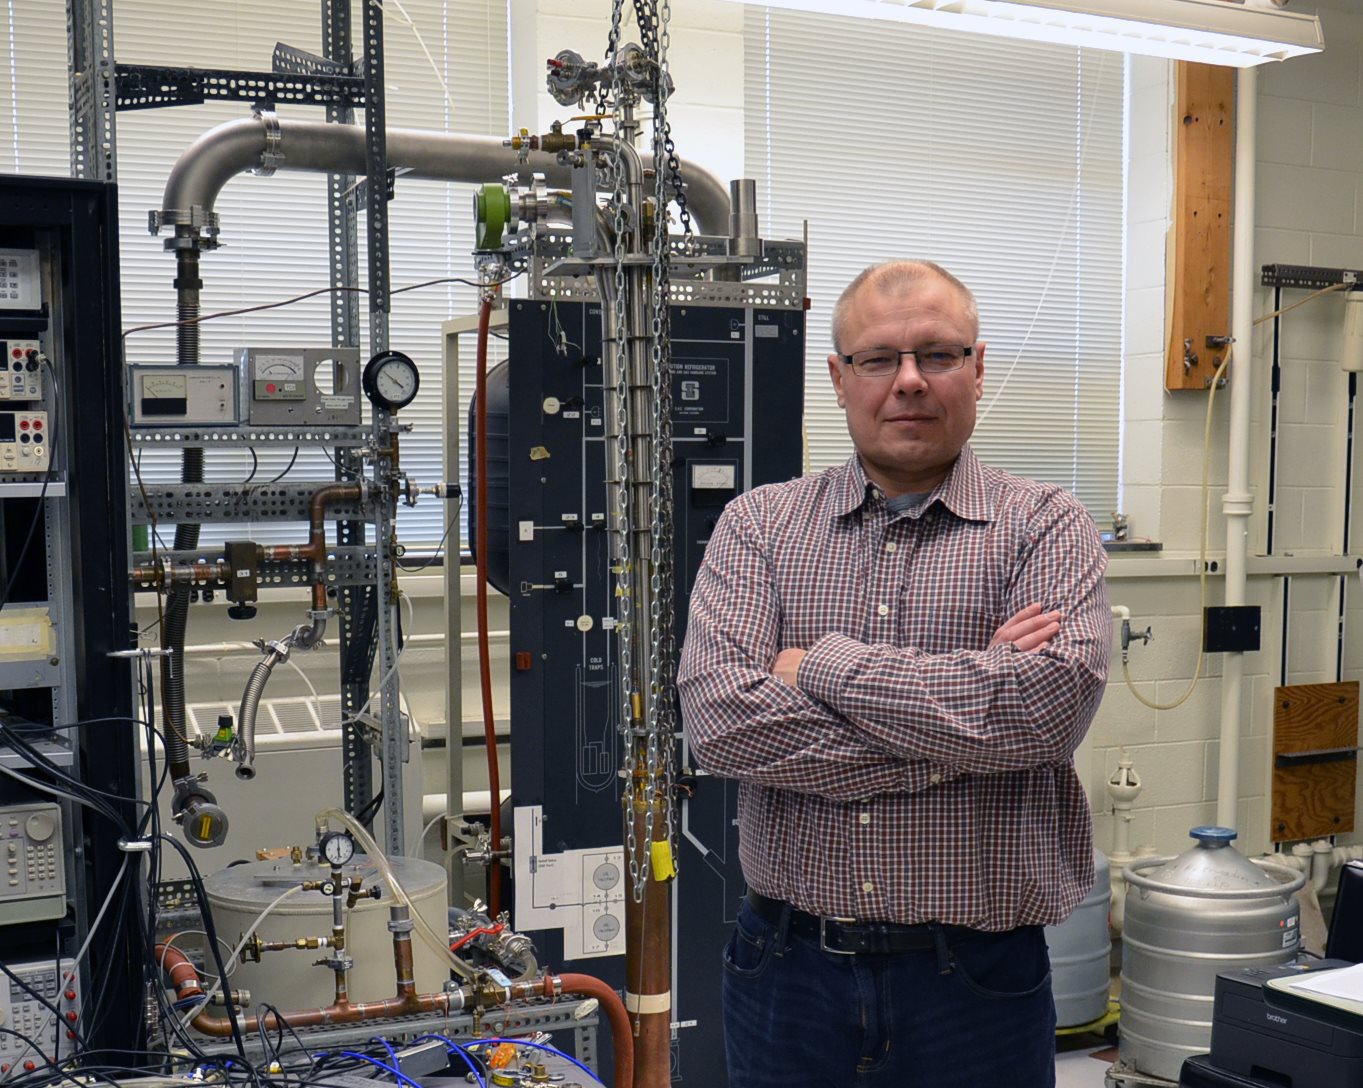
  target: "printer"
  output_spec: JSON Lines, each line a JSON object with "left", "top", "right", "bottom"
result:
{"left": 1179, "top": 961, "right": 1363, "bottom": 1088}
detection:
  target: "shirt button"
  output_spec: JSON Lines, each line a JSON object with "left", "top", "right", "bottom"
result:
{"left": 859, "top": 813, "right": 871, "bottom": 825}
{"left": 885, "top": 542, "right": 897, "bottom": 553}
{"left": 930, "top": 772, "right": 943, "bottom": 784}
{"left": 862, "top": 881, "right": 875, "bottom": 893}
{"left": 877, "top": 604, "right": 889, "bottom": 617}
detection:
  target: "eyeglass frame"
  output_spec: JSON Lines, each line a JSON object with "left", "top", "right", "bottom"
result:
{"left": 837, "top": 344, "right": 975, "bottom": 378}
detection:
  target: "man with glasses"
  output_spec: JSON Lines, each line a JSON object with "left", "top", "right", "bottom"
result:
{"left": 678, "top": 260, "right": 1109, "bottom": 1086}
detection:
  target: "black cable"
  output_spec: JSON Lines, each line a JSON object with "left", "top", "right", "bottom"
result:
{"left": 240, "top": 447, "right": 260, "bottom": 485}
{"left": 255, "top": 1003, "right": 311, "bottom": 1066}
{"left": 154, "top": 834, "right": 250, "bottom": 1064}
{"left": 396, "top": 496, "right": 463, "bottom": 573}
{"left": 267, "top": 448, "right": 301, "bottom": 485}
{"left": 354, "top": 788, "right": 385, "bottom": 826}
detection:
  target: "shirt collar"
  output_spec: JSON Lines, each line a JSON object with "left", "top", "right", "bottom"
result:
{"left": 833, "top": 444, "right": 995, "bottom": 523}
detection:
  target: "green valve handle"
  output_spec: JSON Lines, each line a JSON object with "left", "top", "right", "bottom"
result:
{"left": 473, "top": 183, "right": 511, "bottom": 250}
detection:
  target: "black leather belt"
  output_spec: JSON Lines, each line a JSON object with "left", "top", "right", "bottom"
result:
{"left": 746, "top": 889, "right": 983, "bottom": 955}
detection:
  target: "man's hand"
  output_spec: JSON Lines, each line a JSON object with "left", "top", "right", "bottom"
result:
{"left": 990, "top": 603, "right": 1062, "bottom": 653}
{"left": 772, "top": 647, "right": 807, "bottom": 687}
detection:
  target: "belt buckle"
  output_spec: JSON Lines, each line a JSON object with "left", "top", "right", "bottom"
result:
{"left": 819, "top": 915, "right": 859, "bottom": 955}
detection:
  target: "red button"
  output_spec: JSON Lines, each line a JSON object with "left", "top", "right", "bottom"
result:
{"left": 24, "top": 1060, "right": 36, "bottom": 1070}
{"left": 266, "top": 383, "right": 277, "bottom": 394}
{"left": 31, "top": 420, "right": 40, "bottom": 430}
{"left": 4, "top": 1063, "right": 12, "bottom": 1072}
{"left": 64, "top": 990, "right": 75, "bottom": 1001}
{"left": 65, "top": 1012, "right": 76, "bottom": 1022}
{"left": 66, "top": 1031, "right": 75, "bottom": 1040}
{"left": 18, "top": 419, "right": 28, "bottom": 430}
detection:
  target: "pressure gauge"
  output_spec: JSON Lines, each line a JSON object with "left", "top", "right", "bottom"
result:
{"left": 362, "top": 351, "right": 421, "bottom": 412}
{"left": 319, "top": 831, "right": 355, "bottom": 867}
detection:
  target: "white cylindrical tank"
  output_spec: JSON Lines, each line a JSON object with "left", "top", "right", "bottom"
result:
{"left": 1119, "top": 827, "right": 1304, "bottom": 1081}
{"left": 203, "top": 854, "right": 448, "bottom": 1012}
{"left": 1044, "top": 847, "right": 1111, "bottom": 1027}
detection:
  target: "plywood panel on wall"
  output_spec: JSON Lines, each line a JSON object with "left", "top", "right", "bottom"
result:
{"left": 1271, "top": 681, "right": 1358, "bottom": 842}
{"left": 1166, "top": 62, "right": 1234, "bottom": 392}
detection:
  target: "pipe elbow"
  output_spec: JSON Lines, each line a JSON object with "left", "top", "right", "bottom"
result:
{"left": 159, "top": 116, "right": 269, "bottom": 230}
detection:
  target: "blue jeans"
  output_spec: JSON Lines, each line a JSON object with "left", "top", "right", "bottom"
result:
{"left": 721, "top": 898, "right": 1057, "bottom": 1087}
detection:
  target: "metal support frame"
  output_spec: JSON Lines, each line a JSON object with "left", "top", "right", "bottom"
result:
{"left": 114, "top": 63, "right": 365, "bottom": 112}
{"left": 68, "top": 0, "right": 118, "bottom": 181}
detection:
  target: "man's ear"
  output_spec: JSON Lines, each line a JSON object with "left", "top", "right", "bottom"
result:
{"left": 828, "top": 354, "right": 846, "bottom": 407}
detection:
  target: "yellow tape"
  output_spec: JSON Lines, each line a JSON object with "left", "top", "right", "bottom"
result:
{"left": 651, "top": 839, "right": 676, "bottom": 881}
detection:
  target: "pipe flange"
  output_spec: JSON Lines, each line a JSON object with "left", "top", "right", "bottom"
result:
{"left": 250, "top": 108, "right": 285, "bottom": 177}
{"left": 150, "top": 206, "right": 221, "bottom": 243}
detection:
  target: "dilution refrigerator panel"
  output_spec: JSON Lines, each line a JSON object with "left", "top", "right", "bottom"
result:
{"left": 508, "top": 299, "right": 804, "bottom": 1083}
{"left": 0, "top": 177, "right": 136, "bottom": 1060}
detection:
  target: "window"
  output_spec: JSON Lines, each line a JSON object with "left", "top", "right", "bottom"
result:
{"left": 744, "top": 8, "right": 1125, "bottom": 514}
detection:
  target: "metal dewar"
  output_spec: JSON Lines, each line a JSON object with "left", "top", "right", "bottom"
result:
{"left": 1119, "top": 826, "right": 1304, "bottom": 1081}
{"left": 204, "top": 854, "right": 448, "bottom": 1013}
{"left": 1045, "top": 846, "right": 1111, "bottom": 1028}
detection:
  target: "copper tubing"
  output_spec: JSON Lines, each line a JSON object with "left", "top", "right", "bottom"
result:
{"left": 134, "top": 483, "right": 363, "bottom": 606}
{"left": 558, "top": 974, "right": 634, "bottom": 1088}
{"left": 262, "top": 481, "right": 362, "bottom": 612}
{"left": 473, "top": 295, "right": 503, "bottom": 916}
{"left": 155, "top": 942, "right": 557, "bottom": 1036}
{"left": 624, "top": 785, "right": 672, "bottom": 1088}
{"left": 131, "top": 561, "right": 229, "bottom": 587}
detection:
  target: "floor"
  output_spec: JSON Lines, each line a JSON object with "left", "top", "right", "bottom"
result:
{"left": 1055, "top": 1034, "right": 1119, "bottom": 1088}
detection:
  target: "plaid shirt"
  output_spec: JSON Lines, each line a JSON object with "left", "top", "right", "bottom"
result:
{"left": 678, "top": 445, "right": 1109, "bottom": 930}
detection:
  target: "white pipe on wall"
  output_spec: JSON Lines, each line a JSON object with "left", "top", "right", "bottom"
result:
{"left": 1217, "top": 67, "right": 1258, "bottom": 830}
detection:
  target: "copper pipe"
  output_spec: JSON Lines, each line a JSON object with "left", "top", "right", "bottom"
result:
{"left": 156, "top": 946, "right": 556, "bottom": 1037}
{"left": 391, "top": 908, "right": 417, "bottom": 1002}
{"left": 134, "top": 482, "right": 360, "bottom": 601}
{"left": 262, "top": 481, "right": 362, "bottom": 611}
{"left": 131, "top": 562, "right": 229, "bottom": 587}
{"left": 623, "top": 782, "right": 672, "bottom": 1088}
{"left": 558, "top": 973, "right": 634, "bottom": 1088}
{"left": 473, "top": 295, "right": 503, "bottom": 916}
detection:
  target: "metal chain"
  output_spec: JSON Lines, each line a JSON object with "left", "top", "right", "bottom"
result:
{"left": 648, "top": 0, "right": 680, "bottom": 878}
{"left": 604, "top": 0, "right": 645, "bottom": 899}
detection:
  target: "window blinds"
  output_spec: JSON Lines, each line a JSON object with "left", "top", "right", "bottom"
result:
{"left": 1, "top": 0, "right": 509, "bottom": 547}
{"left": 743, "top": 7, "right": 1125, "bottom": 514}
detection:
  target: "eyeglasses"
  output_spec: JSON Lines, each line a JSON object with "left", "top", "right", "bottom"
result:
{"left": 838, "top": 345, "right": 974, "bottom": 378}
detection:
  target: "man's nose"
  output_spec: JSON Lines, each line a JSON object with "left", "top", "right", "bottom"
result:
{"left": 891, "top": 353, "right": 929, "bottom": 394}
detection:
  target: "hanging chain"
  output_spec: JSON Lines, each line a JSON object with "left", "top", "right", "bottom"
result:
{"left": 648, "top": 0, "right": 680, "bottom": 880}
{"left": 604, "top": 0, "right": 646, "bottom": 899}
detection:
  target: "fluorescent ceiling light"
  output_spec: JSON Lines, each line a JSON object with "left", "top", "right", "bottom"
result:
{"left": 719, "top": 0, "right": 1324, "bottom": 67}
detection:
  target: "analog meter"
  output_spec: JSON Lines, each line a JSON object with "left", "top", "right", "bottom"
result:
{"left": 362, "top": 351, "right": 421, "bottom": 412}
{"left": 319, "top": 831, "right": 355, "bottom": 867}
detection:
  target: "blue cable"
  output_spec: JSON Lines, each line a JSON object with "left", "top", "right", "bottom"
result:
{"left": 405, "top": 1035, "right": 487, "bottom": 1088}
{"left": 327, "top": 1050, "right": 423, "bottom": 1088}
{"left": 371, "top": 1038, "right": 402, "bottom": 1072}
{"left": 464, "top": 1037, "right": 605, "bottom": 1087}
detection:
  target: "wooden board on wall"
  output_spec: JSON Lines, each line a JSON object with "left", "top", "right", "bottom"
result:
{"left": 1271, "top": 681, "right": 1358, "bottom": 842}
{"left": 1166, "top": 62, "right": 1235, "bottom": 392}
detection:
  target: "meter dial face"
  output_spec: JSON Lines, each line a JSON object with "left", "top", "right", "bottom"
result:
{"left": 320, "top": 831, "right": 355, "bottom": 867}
{"left": 253, "top": 353, "right": 306, "bottom": 382}
{"left": 362, "top": 351, "right": 421, "bottom": 412}
{"left": 140, "top": 373, "right": 187, "bottom": 399}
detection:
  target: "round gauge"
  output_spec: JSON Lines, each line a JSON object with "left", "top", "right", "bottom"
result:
{"left": 319, "top": 831, "right": 355, "bottom": 867}
{"left": 362, "top": 351, "right": 421, "bottom": 412}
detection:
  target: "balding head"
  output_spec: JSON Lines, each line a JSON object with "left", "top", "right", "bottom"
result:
{"left": 830, "top": 261, "right": 979, "bottom": 353}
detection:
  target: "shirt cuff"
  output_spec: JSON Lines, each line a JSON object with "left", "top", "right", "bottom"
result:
{"left": 796, "top": 631, "right": 870, "bottom": 708}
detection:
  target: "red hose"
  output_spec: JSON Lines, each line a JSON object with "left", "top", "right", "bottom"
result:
{"left": 473, "top": 295, "right": 502, "bottom": 917}
{"left": 558, "top": 973, "right": 634, "bottom": 1088}
{"left": 154, "top": 943, "right": 205, "bottom": 1002}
